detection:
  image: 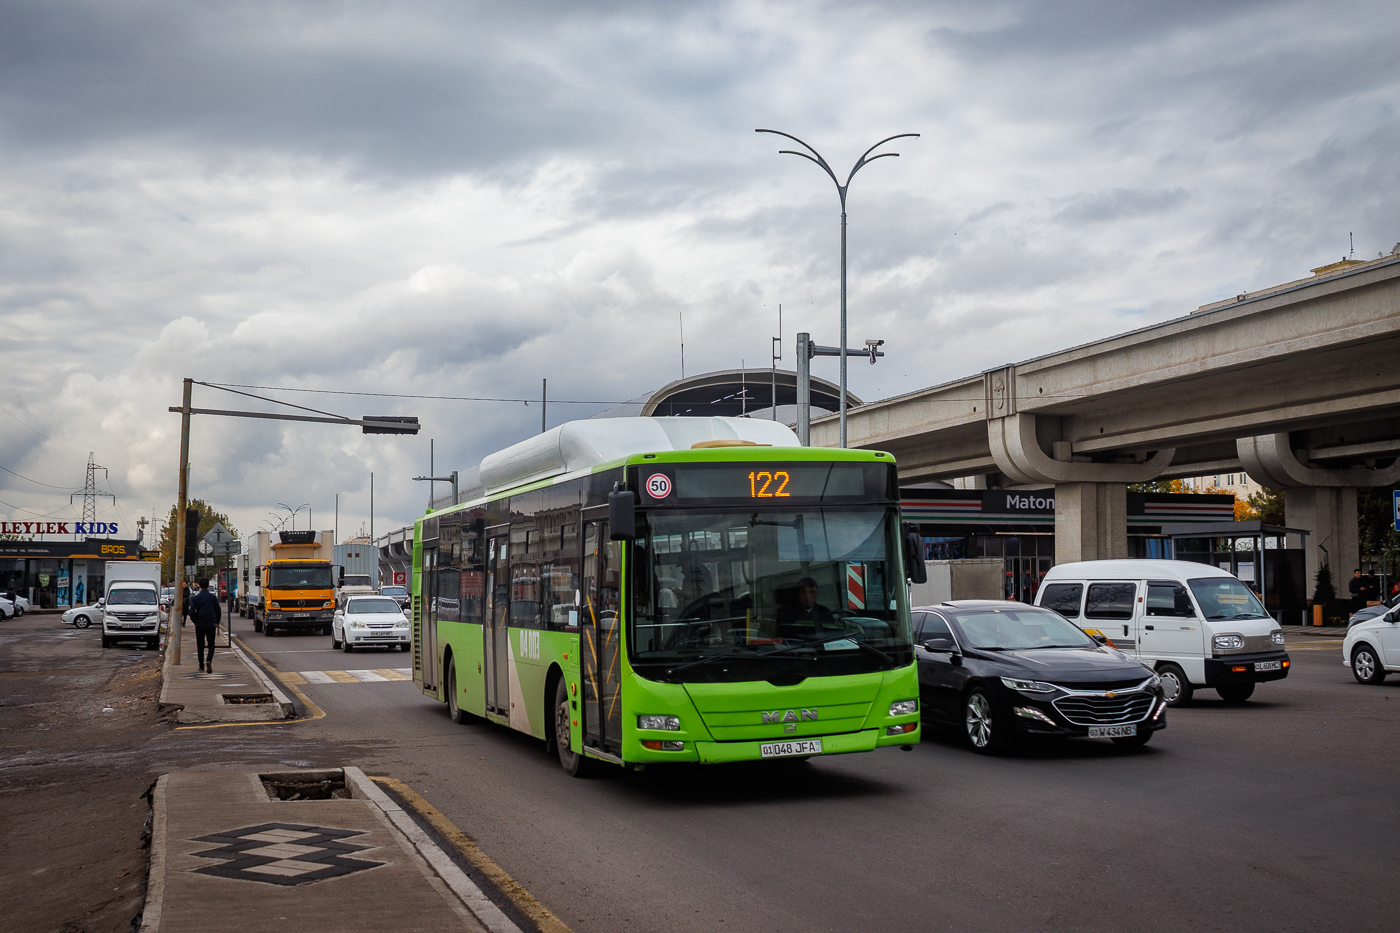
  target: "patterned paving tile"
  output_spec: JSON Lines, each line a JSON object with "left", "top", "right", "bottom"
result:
{"left": 189, "top": 822, "right": 384, "bottom": 886}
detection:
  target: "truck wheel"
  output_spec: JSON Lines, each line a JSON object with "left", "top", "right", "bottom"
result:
{"left": 253, "top": 615, "right": 263, "bottom": 633}
{"left": 1217, "top": 684, "right": 1255, "bottom": 704}
{"left": 74, "top": 614, "right": 91, "bottom": 629}
{"left": 1157, "top": 663, "right": 1194, "bottom": 706}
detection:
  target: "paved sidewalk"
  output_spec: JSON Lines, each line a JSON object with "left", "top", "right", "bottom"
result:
{"left": 1280, "top": 624, "right": 1349, "bottom": 638}
{"left": 159, "top": 627, "right": 296, "bottom": 723}
{"left": 141, "top": 768, "right": 490, "bottom": 933}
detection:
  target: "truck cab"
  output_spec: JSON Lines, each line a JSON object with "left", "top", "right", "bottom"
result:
{"left": 255, "top": 530, "right": 336, "bottom": 636}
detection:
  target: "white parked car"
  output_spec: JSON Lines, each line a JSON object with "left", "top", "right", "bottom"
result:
{"left": 332, "top": 595, "right": 411, "bottom": 652}
{"left": 62, "top": 599, "right": 106, "bottom": 629}
{"left": 0, "top": 597, "right": 13, "bottom": 620}
{"left": 1343, "top": 605, "right": 1400, "bottom": 684}
{"left": 2, "top": 592, "right": 30, "bottom": 617}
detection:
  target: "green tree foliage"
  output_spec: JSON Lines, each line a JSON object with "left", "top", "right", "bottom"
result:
{"left": 158, "top": 500, "right": 239, "bottom": 583}
{"left": 1247, "top": 487, "right": 1285, "bottom": 526}
{"left": 1312, "top": 562, "right": 1346, "bottom": 624}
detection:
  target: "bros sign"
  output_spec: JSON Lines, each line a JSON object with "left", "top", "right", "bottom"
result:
{"left": 0, "top": 521, "right": 121, "bottom": 536}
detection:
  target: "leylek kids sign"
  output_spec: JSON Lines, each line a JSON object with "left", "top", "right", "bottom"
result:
{"left": 0, "top": 521, "right": 121, "bottom": 535}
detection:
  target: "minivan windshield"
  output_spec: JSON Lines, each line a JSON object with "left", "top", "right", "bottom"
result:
{"left": 949, "top": 607, "right": 1096, "bottom": 650}
{"left": 1188, "top": 577, "right": 1270, "bottom": 621}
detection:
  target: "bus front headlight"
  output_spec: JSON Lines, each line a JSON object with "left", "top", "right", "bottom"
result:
{"left": 637, "top": 715, "right": 680, "bottom": 731}
{"left": 889, "top": 699, "right": 919, "bottom": 716}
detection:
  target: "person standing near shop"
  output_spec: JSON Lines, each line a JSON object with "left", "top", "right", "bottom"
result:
{"left": 189, "top": 578, "right": 221, "bottom": 673}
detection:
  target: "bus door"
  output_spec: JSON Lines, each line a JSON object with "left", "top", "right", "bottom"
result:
{"left": 419, "top": 547, "right": 440, "bottom": 690}
{"left": 581, "top": 522, "right": 623, "bottom": 757}
{"left": 484, "top": 534, "right": 510, "bottom": 713}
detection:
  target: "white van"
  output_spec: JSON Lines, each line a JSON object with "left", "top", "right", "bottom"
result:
{"left": 1035, "top": 560, "right": 1289, "bottom": 706}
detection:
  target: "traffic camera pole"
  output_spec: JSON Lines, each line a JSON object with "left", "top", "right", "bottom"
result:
{"left": 170, "top": 377, "right": 192, "bottom": 665}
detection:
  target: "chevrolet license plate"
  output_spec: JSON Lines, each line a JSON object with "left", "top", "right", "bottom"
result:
{"left": 760, "top": 739, "right": 822, "bottom": 758}
{"left": 1087, "top": 725, "right": 1136, "bottom": 738}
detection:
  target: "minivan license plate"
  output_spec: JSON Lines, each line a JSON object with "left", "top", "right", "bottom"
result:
{"left": 1255, "top": 660, "right": 1282, "bottom": 671}
{"left": 1087, "top": 725, "right": 1136, "bottom": 738}
{"left": 760, "top": 739, "right": 822, "bottom": 758}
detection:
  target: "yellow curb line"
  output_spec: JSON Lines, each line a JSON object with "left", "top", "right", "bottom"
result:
{"left": 371, "top": 776, "right": 572, "bottom": 933}
{"left": 172, "top": 639, "right": 327, "bottom": 730}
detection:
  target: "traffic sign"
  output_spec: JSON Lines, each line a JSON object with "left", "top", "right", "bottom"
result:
{"left": 197, "top": 539, "right": 214, "bottom": 555}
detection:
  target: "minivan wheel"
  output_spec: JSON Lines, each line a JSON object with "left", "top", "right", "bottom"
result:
{"left": 964, "top": 688, "right": 1009, "bottom": 753}
{"left": 1217, "top": 684, "right": 1255, "bottom": 704}
{"left": 1157, "top": 663, "right": 1194, "bottom": 706}
{"left": 1352, "top": 645, "right": 1386, "bottom": 685}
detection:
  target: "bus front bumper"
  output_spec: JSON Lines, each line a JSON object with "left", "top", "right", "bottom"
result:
{"left": 664, "top": 727, "right": 914, "bottom": 764}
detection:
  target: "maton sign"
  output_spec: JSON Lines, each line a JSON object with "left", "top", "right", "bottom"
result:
{"left": 0, "top": 521, "right": 122, "bottom": 535}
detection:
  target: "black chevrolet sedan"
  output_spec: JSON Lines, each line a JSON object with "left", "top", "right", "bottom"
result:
{"left": 914, "top": 600, "right": 1167, "bottom": 753}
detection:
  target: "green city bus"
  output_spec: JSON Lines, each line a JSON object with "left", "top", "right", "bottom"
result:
{"left": 411, "top": 417, "right": 924, "bottom": 775}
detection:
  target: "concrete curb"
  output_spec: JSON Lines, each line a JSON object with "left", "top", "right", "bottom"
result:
{"left": 137, "top": 774, "right": 170, "bottom": 933}
{"left": 156, "top": 652, "right": 181, "bottom": 714}
{"left": 343, "top": 767, "right": 525, "bottom": 933}
{"left": 228, "top": 640, "right": 297, "bottom": 718}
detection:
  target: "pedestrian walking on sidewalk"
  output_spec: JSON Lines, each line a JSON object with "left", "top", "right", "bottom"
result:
{"left": 189, "top": 578, "right": 222, "bottom": 673}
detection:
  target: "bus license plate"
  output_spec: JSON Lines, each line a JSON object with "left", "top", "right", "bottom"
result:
{"left": 760, "top": 739, "right": 822, "bottom": 758}
{"left": 1087, "top": 725, "right": 1136, "bottom": 738}
{"left": 1255, "top": 660, "right": 1282, "bottom": 671}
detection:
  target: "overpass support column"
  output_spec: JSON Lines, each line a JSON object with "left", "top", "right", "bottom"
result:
{"left": 1238, "top": 434, "right": 1400, "bottom": 589}
{"left": 1054, "top": 483, "right": 1128, "bottom": 564}
{"left": 984, "top": 399, "right": 1173, "bottom": 566}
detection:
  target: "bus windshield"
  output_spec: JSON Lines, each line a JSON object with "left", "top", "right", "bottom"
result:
{"left": 268, "top": 565, "right": 334, "bottom": 589}
{"left": 630, "top": 507, "right": 911, "bottom": 681}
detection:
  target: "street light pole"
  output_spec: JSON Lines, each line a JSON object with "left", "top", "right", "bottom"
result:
{"left": 756, "top": 129, "right": 918, "bottom": 447}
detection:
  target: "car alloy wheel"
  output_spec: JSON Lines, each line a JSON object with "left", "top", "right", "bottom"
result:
{"left": 965, "top": 691, "right": 994, "bottom": 749}
{"left": 1352, "top": 645, "right": 1385, "bottom": 685}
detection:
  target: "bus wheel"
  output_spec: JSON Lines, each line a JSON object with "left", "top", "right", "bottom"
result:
{"left": 447, "top": 658, "right": 470, "bottom": 724}
{"left": 554, "top": 678, "right": 592, "bottom": 777}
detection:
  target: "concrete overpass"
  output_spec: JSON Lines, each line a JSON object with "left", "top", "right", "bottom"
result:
{"left": 813, "top": 249, "right": 1400, "bottom": 580}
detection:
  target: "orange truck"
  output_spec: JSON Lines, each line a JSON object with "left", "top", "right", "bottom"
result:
{"left": 253, "top": 530, "right": 337, "bottom": 636}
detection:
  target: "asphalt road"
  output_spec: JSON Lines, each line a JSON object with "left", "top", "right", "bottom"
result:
{"left": 237, "top": 620, "right": 1398, "bottom": 932}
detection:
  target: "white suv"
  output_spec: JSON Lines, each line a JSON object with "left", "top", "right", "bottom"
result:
{"left": 1343, "top": 606, "right": 1400, "bottom": 684}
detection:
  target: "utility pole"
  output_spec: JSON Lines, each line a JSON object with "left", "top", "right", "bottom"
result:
{"left": 171, "top": 378, "right": 192, "bottom": 665}
{"left": 794, "top": 332, "right": 884, "bottom": 445}
{"left": 542, "top": 379, "right": 547, "bottom": 433}
{"left": 370, "top": 472, "right": 374, "bottom": 544}
{"left": 771, "top": 304, "right": 782, "bottom": 421}
{"left": 335, "top": 493, "right": 339, "bottom": 546}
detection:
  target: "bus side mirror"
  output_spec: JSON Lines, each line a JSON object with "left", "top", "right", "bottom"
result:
{"left": 903, "top": 523, "right": 927, "bottom": 585}
{"left": 609, "top": 490, "right": 637, "bottom": 541}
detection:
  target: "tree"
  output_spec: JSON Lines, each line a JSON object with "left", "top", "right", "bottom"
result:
{"left": 1129, "top": 479, "right": 1186, "bottom": 494}
{"left": 158, "top": 499, "right": 239, "bottom": 583}
{"left": 1247, "top": 487, "right": 1285, "bottom": 526}
{"left": 1312, "top": 562, "right": 1345, "bottom": 625}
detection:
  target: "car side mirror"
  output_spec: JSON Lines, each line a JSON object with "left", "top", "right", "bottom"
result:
{"left": 921, "top": 636, "right": 954, "bottom": 651}
{"left": 608, "top": 489, "right": 637, "bottom": 541}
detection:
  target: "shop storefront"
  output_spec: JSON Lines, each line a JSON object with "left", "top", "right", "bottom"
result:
{"left": 902, "top": 489, "right": 1237, "bottom": 603}
{"left": 0, "top": 539, "right": 157, "bottom": 609}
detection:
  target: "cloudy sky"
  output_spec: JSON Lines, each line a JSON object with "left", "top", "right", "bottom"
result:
{"left": 2, "top": 0, "right": 1397, "bottom": 544}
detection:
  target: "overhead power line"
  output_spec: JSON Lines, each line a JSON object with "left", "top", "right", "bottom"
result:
{"left": 0, "top": 462, "right": 81, "bottom": 490}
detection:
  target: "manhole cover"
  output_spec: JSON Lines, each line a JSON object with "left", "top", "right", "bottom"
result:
{"left": 189, "top": 822, "right": 383, "bottom": 885}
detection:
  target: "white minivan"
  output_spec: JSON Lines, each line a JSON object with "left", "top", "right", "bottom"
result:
{"left": 1035, "top": 560, "right": 1289, "bottom": 706}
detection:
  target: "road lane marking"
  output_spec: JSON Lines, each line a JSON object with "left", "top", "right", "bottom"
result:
{"left": 346, "top": 669, "right": 389, "bottom": 681}
{"left": 371, "top": 776, "right": 572, "bottom": 933}
{"left": 291, "top": 668, "right": 412, "bottom": 684}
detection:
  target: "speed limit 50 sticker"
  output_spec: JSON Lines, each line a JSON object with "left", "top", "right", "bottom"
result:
{"left": 646, "top": 473, "right": 672, "bottom": 499}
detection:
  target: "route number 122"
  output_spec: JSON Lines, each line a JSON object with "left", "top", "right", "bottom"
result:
{"left": 748, "top": 471, "right": 791, "bottom": 498}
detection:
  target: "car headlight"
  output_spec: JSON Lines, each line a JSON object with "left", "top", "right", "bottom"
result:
{"left": 889, "top": 699, "right": 919, "bottom": 716}
{"left": 349, "top": 620, "right": 366, "bottom": 629}
{"left": 394, "top": 620, "right": 409, "bottom": 629}
{"left": 1213, "top": 634, "right": 1244, "bottom": 650}
{"left": 1001, "top": 677, "right": 1058, "bottom": 693}
{"left": 637, "top": 714, "right": 680, "bottom": 731}
{"left": 1270, "top": 631, "right": 1285, "bottom": 646}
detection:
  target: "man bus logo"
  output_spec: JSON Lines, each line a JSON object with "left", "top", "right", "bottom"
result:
{"left": 763, "top": 709, "right": 817, "bottom": 733}
{"left": 646, "top": 473, "right": 672, "bottom": 499}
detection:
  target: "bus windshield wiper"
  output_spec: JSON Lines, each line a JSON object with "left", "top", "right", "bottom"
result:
{"left": 667, "top": 652, "right": 810, "bottom": 674}
{"left": 764, "top": 631, "right": 896, "bottom": 667}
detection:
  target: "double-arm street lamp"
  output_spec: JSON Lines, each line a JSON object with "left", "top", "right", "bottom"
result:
{"left": 756, "top": 129, "right": 918, "bottom": 448}
{"left": 277, "top": 501, "right": 310, "bottom": 532}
